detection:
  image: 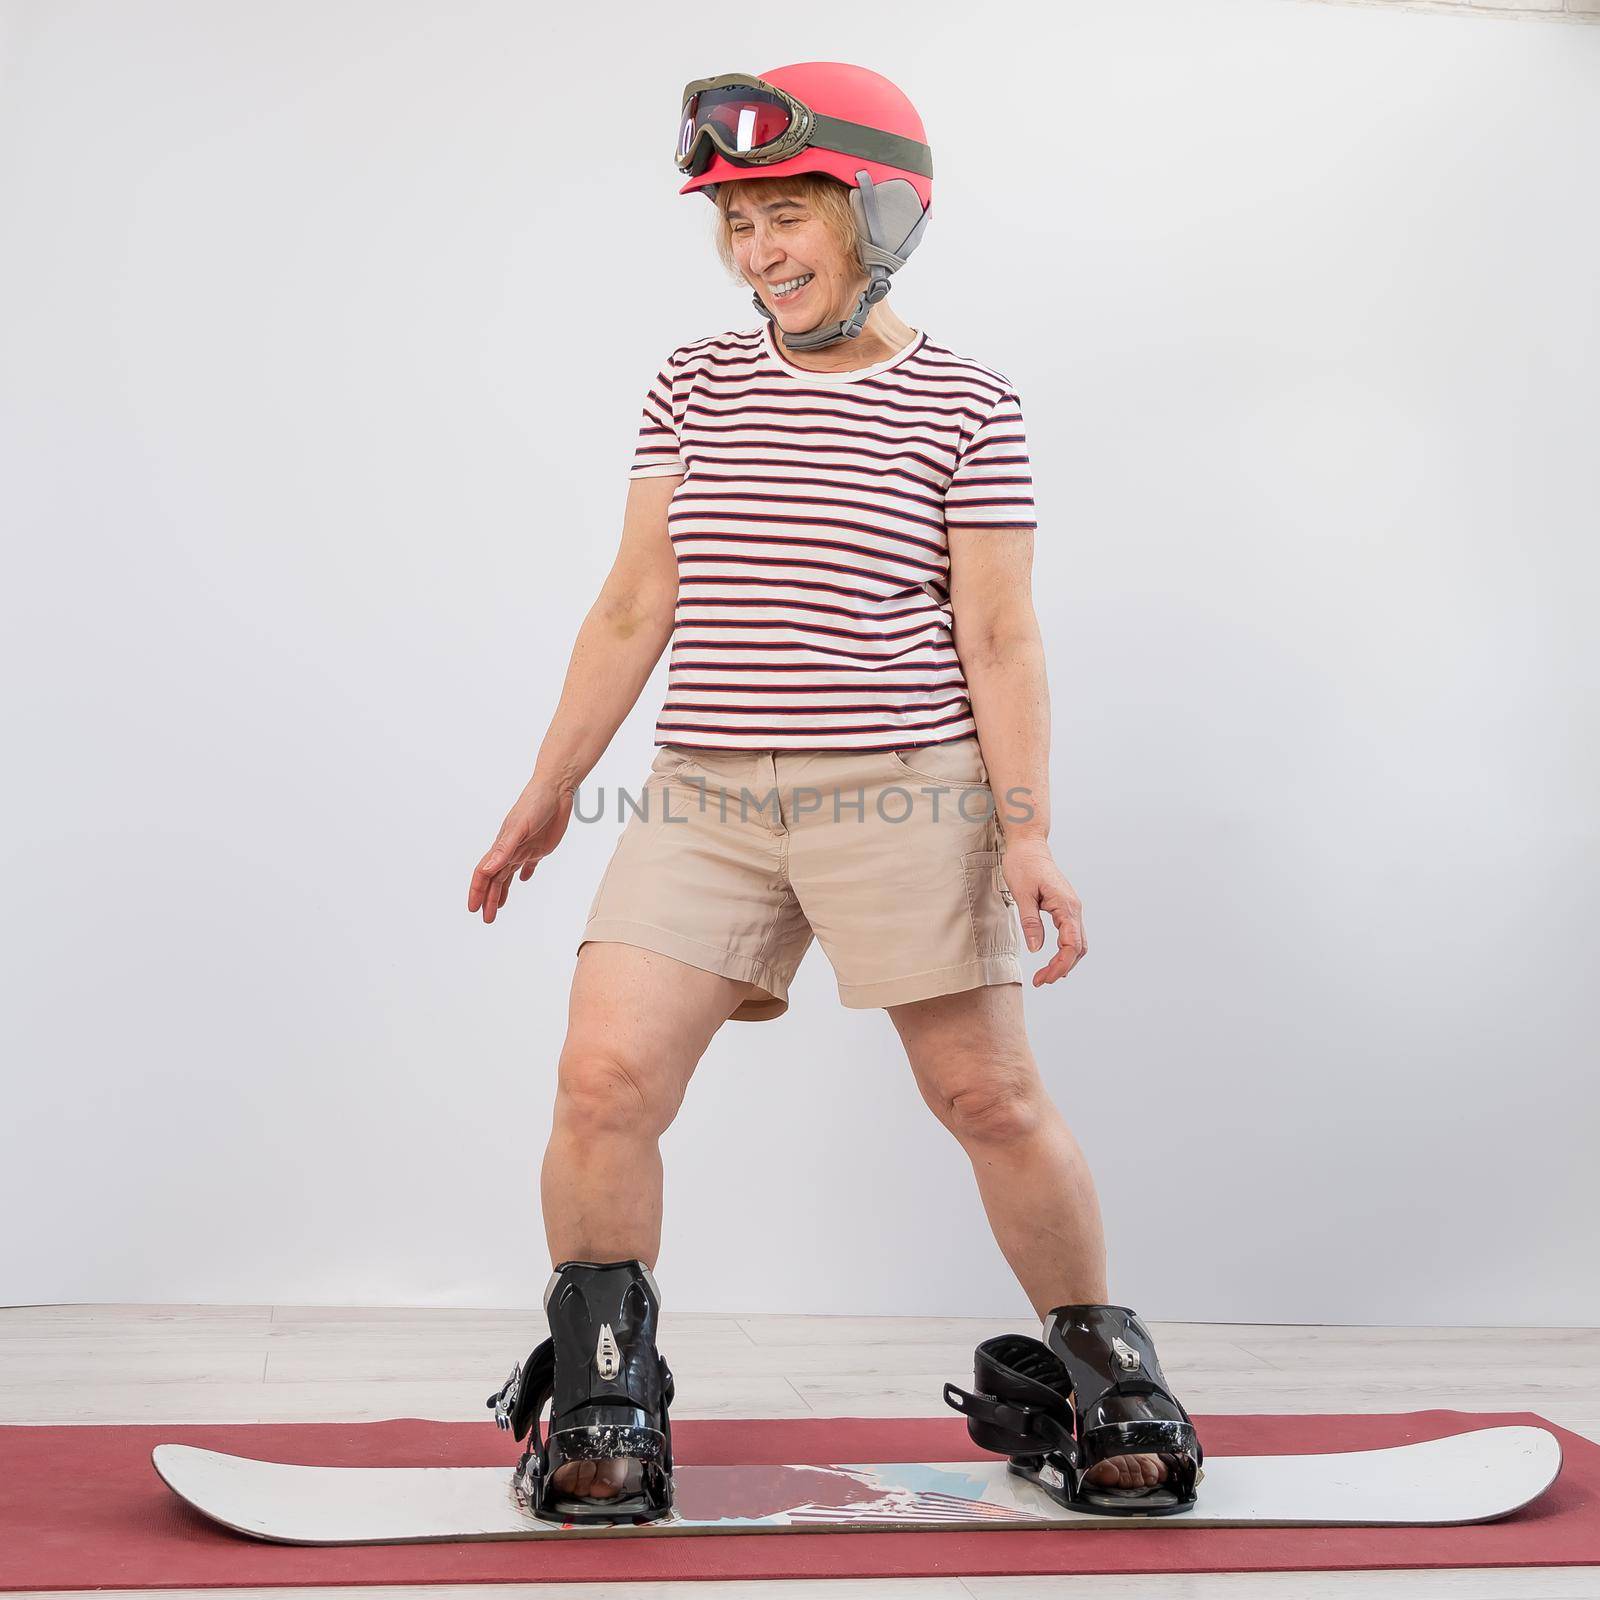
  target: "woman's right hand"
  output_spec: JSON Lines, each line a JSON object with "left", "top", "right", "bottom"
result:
{"left": 468, "top": 778, "right": 575, "bottom": 924}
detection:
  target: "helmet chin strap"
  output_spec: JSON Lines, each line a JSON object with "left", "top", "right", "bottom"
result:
{"left": 751, "top": 271, "right": 886, "bottom": 350}
{"left": 748, "top": 170, "right": 930, "bottom": 353}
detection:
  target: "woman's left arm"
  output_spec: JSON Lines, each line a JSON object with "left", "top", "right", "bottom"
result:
{"left": 948, "top": 527, "right": 1088, "bottom": 984}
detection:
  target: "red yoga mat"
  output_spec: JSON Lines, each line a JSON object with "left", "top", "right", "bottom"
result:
{"left": 0, "top": 1410, "right": 1594, "bottom": 1589}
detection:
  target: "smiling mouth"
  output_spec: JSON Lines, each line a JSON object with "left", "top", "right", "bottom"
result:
{"left": 768, "top": 272, "right": 815, "bottom": 303}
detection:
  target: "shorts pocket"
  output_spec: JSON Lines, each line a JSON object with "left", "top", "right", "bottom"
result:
{"left": 890, "top": 737, "right": 988, "bottom": 789}
{"left": 962, "top": 848, "right": 1019, "bottom": 957}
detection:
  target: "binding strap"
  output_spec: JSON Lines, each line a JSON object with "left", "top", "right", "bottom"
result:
{"left": 485, "top": 1337, "right": 555, "bottom": 1445}
{"left": 943, "top": 1381, "right": 1076, "bottom": 1456}
{"left": 1082, "top": 1372, "right": 1198, "bottom": 1429}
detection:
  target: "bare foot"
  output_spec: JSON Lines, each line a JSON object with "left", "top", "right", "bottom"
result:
{"left": 551, "top": 1457, "right": 633, "bottom": 1500}
{"left": 1083, "top": 1452, "right": 1169, "bottom": 1492}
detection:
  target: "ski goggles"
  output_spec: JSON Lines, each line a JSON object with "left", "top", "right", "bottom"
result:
{"left": 676, "top": 73, "right": 933, "bottom": 180}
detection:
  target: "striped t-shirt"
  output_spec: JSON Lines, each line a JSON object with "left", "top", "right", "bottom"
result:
{"left": 628, "top": 321, "right": 1037, "bottom": 752}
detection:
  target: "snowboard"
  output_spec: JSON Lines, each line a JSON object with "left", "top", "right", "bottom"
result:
{"left": 152, "top": 1425, "right": 1561, "bottom": 1544}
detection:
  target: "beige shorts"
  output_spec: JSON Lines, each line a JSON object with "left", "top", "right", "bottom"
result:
{"left": 577, "top": 736, "right": 1022, "bottom": 1022}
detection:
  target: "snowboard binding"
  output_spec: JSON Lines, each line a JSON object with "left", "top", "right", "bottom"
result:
{"left": 486, "top": 1258, "right": 676, "bottom": 1526}
{"left": 944, "top": 1303, "right": 1203, "bottom": 1516}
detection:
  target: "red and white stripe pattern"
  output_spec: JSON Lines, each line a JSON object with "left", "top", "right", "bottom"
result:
{"left": 782, "top": 1489, "right": 1026, "bottom": 1525}
{"left": 629, "top": 322, "right": 1036, "bottom": 751}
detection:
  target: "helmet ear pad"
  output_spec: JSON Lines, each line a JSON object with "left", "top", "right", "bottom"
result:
{"left": 848, "top": 176, "right": 930, "bottom": 275}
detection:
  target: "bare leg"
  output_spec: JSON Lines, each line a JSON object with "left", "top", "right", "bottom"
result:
{"left": 889, "top": 982, "right": 1167, "bottom": 1492}
{"left": 539, "top": 940, "right": 763, "bottom": 1497}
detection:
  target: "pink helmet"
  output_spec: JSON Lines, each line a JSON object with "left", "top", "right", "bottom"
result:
{"left": 675, "top": 62, "right": 933, "bottom": 349}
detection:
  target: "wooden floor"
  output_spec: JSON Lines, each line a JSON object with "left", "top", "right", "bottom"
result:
{"left": 4, "top": 1305, "right": 1597, "bottom": 1599}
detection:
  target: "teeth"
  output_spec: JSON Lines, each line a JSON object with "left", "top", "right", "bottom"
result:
{"left": 771, "top": 273, "right": 813, "bottom": 298}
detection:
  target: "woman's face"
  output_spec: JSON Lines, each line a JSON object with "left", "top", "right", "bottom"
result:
{"left": 727, "top": 192, "right": 860, "bottom": 332}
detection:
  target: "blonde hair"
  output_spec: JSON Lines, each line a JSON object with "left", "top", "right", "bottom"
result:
{"left": 711, "top": 173, "right": 861, "bottom": 282}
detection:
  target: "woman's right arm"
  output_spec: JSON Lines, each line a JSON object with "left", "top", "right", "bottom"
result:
{"left": 531, "top": 473, "right": 682, "bottom": 796}
{"left": 467, "top": 473, "right": 681, "bottom": 922}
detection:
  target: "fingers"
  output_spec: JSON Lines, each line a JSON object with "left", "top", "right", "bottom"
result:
{"left": 467, "top": 853, "right": 500, "bottom": 915}
{"left": 467, "top": 793, "right": 548, "bottom": 919}
{"left": 470, "top": 850, "right": 546, "bottom": 920}
{"left": 1029, "top": 886, "right": 1087, "bottom": 985}
{"left": 481, "top": 875, "right": 503, "bottom": 923}
{"left": 482, "top": 866, "right": 515, "bottom": 924}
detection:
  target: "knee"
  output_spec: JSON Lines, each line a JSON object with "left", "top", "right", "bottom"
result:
{"left": 934, "top": 1066, "right": 1044, "bottom": 1145}
{"left": 555, "top": 1049, "right": 677, "bottom": 1138}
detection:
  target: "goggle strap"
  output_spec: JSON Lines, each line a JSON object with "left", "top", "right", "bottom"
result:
{"left": 808, "top": 112, "right": 933, "bottom": 180}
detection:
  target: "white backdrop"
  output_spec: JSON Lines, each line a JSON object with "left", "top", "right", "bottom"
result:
{"left": 2, "top": 0, "right": 1595, "bottom": 1324}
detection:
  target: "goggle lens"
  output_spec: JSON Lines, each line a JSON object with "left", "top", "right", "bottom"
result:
{"left": 678, "top": 85, "right": 795, "bottom": 170}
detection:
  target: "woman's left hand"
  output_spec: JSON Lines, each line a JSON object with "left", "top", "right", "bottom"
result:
{"left": 1001, "top": 837, "right": 1087, "bottom": 984}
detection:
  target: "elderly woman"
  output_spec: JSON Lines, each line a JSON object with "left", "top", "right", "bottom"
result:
{"left": 470, "top": 62, "right": 1201, "bottom": 1526}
